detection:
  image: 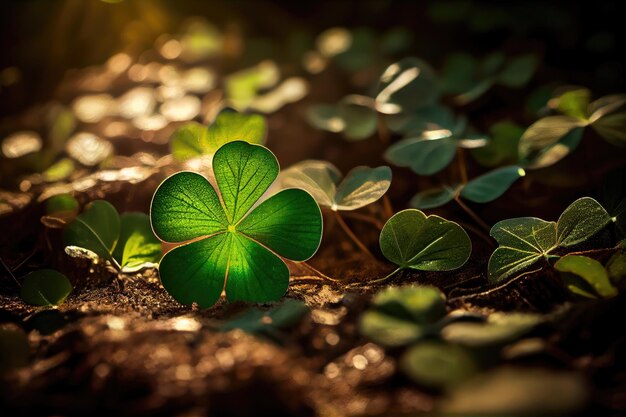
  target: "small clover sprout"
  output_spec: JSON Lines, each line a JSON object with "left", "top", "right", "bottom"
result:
{"left": 488, "top": 197, "right": 612, "bottom": 283}
{"left": 20, "top": 269, "right": 73, "bottom": 306}
{"left": 64, "top": 200, "right": 161, "bottom": 272}
{"left": 411, "top": 166, "right": 526, "bottom": 209}
{"left": 278, "top": 160, "right": 391, "bottom": 212}
{"left": 554, "top": 255, "right": 618, "bottom": 299}
{"left": 151, "top": 141, "right": 322, "bottom": 308}
{"left": 170, "top": 109, "right": 267, "bottom": 161}
{"left": 519, "top": 88, "right": 626, "bottom": 168}
{"left": 377, "top": 209, "right": 471, "bottom": 282}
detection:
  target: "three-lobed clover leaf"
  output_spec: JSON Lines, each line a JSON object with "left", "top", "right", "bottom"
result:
{"left": 64, "top": 200, "right": 161, "bottom": 271}
{"left": 411, "top": 165, "right": 526, "bottom": 209}
{"left": 20, "top": 269, "right": 73, "bottom": 306}
{"left": 488, "top": 197, "right": 612, "bottom": 283}
{"left": 170, "top": 109, "right": 267, "bottom": 161}
{"left": 150, "top": 141, "right": 322, "bottom": 308}
{"left": 278, "top": 160, "right": 391, "bottom": 211}
{"left": 380, "top": 209, "right": 471, "bottom": 273}
{"left": 519, "top": 88, "right": 626, "bottom": 168}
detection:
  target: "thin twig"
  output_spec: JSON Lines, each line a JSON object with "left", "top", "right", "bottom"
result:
{"left": 454, "top": 195, "right": 491, "bottom": 233}
{"left": 447, "top": 268, "right": 542, "bottom": 304}
{"left": 334, "top": 211, "right": 375, "bottom": 258}
{"left": 0, "top": 257, "right": 21, "bottom": 287}
{"left": 367, "top": 267, "right": 401, "bottom": 285}
{"left": 299, "top": 262, "right": 342, "bottom": 282}
{"left": 382, "top": 195, "right": 394, "bottom": 219}
{"left": 457, "top": 147, "right": 468, "bottom": 184}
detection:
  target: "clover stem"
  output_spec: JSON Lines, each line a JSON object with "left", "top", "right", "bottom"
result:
{"left": 0, "top": 257, "right": 21, "bottom": 287}
{"left": 298, "top": 262, "right": 342, "bottom": 282}
{"left": 369, "top": 267, "right": 401, "bottom": 284}
{"left": 377, "top": 113, "right": 391, "bottom": 144}
{"left": 457, "top": 148, "right": 468, "bottom": 184}
{"left": 334, "top": 211, "right": 375, "bottom": 259}
{"left": 342, "top": 212, "right": 384, "bottom": 229}
{"left": 454, "top": 195, "right": 490, "bottom": 233}
{"left": 382, "top": 195, "right": 394, "bottom": 219}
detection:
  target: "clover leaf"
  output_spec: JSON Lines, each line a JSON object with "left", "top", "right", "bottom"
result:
{"left": 20, "top": 269, "right": 73, "bottom": 306}
{"left": 379, "top": 209, "right": 471, "bottom": 279}
{"left": 411, "top": 166, "right": 525, "bottom": 210}
{"left": 150, "top": 141, "right": 322, "bottom": 308}
{"left": 278, "top": 160, "right": 391, "bottom": 211}
{"left": 64, "top": 200, "right": 161, "bottom": 271}
{"left": 307, "top": 96, "right": 378, "bottom": 141}
{"left": 554, "top": 255, "right": 618, "bottom": 299}
{"left": 471, "top": 120, "right": 524, "bottom": 167}
{"left": 518, "top": 89, "right": 626, "bottom": 168}
{"left": 385, "top": 117, "right": 488, "bottom": 176}
{"left": 442, "top": 312, "right": 542, "bottom": 348}
{"left": 170, "top": 109, "right": 267, "bottom": 161}
{"left": 358, "top": 285, "right": 447, "bottom": 347}
{"left": 488, "top": 197, "right": 612, "bottom": 283}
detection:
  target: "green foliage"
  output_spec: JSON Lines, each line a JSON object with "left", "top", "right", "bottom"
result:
{"left": 64, "top": 200, "right": 161, "bottom": 271}
{"left": 471, "top": 121, "right": 524, "bottom": 167}
{"left": 170, "top": 109, "right": 267, "bottom": 161}
{"left": 20, "top": 269, "right": 72, "bottom": 306}
{"left": 307, "top": 96, "right": 378, "bottom": 141}
{"left": 441, "top": 312, "right": 542, "bottom": 347}
{"left": 488, "top": 197, "right": 612, "bottom": 282}
{"left": 279, "top": 160, "right": 391, "bottom": 211}
{"left": 441, "top": 52, "right": 538, "bottom": 104}
{"left": 606, "top": 251, "right": 626, "bottom": 285}
{"left": 400, "top": 342, "right": 477, "bottom": 389}
{"left": 519, "top": 89, "right": 626, "bottom": 168}
{"left": 460, "top": 166, "right": 526, "bottom": 203}
{"left": 380, "top": 209, "right": 471, "bottom": 271}
{"left": 555, "top": 255, "right": 618, "bottom": 299}
{"left": 220, "top": 299, "right": 308, "bottom": 342}
{"left": 358, "top": 285, "right": 447, "bottom": 347}
{"left": 151, "top": 141, "right": 322, "bottom": 308}
{"left": 410, "top": 186, "right": 457, "bottom": 210}
{"left": 45, "top": 194, "right": 78, "bottom": 215}
{"left": 376, "top": 57, "right": 439, "bottom": 114}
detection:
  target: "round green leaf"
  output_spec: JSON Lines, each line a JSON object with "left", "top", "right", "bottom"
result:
{"left": 213, "top": 141, "right": 279, "bottom": 224}
{"left": 410, "top": 186, "right": 456, "bottom": 209}
{"left": 359, "top": 310, "right": 426, "bottom": 347}
{"left": 63, "top": 200, "right": 120, "bottom": 260}
{"left": 376, "top": 57, "right": 439, "bottom": 114}
{"left": 306, "top": 104, "right": 344, "bottom": 133}
{"left": 20, "top": 269, "right": 72, "bottom": 306}
{"left": 113, "top": 213, "right": 162, "bottom": 270}
{"left": 460, "top": 166, "right": 525, "bottom": 203}
{"left": 497, "top": 54, "right": 538, "bottom": 88}
{"left": 278, "top": 160, "right": 341, "bottom": 208}
{"left": 400, "top": 342, "right": 477, "bottom": 389}
{"left": 385, "top": 137, "right": 457, "bottom": 175}
{"left": 237, "top": 188, "right": 322, "bottom": 261}
{"left": 151, "top": 171, "right": 228, "bottom": 243}
{"left": 555, "top": 255, "right": 617, "bottom": 298}
{"left": 43, "top": 158, "right": 75, "bottom": 182}
{"left": 380, "top": 209, "right": 471, "bottom": 271}
{"left": 45, "top": 194, "right": 78, "bottom": 215}
{"left": 471, "top": 121, "right": 524, "bottom": 167}
{"left": 338, "top": 96, "right": 377, "bottom": 140}
{"left": 556, "top": 197, "right": 611, "bottom": 247}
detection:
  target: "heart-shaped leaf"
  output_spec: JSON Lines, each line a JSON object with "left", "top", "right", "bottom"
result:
{"left": 279, "top": 160, "right": 391, "bottom": 211}
{"left": 151, "top": 141, "right": 322, "bottom": 308}
{"left": 554, "top": 255, "right": 617, "bottom": 299}
{"left": 170, "top": 109, "right": 267, "bottom": 161}
{"left": 20, "top": 269, "right": 73, "bottom": 306}
{"left": 460, "top": 166, "right": 525, "bottom": 203}
{"left": 64, "top": 201, "right": 161, "bottom": 270}
{"left": 385, "top": 137, "right": 457, "bottom": 175}
{"left": 400, "top": 341, "right": 477, "bottom": 389}
{"left": 488, "top": 197, "right": 611, "bottom": 282}
{"left": 471, "top": 121, "right": 524, "bottom": 167}
{"left": 380, "top": 209, "right": 471, "bottom": 271}
{"left": 375, "top": 57, "right": 439, "bottom": 114}
{"left": 359, "top": 285, "right": 447, "bottom": 347}
{"left": 337, "top": 96, "right": 378, "bottom": 140}
{"left": 518, "top": 116, "right": 587, "bottom": 169}
{"left": 45, "top": 194, "right": 78, "bottom": 216}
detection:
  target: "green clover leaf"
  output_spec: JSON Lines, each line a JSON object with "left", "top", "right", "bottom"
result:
{"left": 150, "top": 141, "right": 322, "bottom": 308}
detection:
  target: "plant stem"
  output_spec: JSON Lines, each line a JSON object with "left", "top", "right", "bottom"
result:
{"left": 454, "top": 195, "right": 491, "bottom": 233}
{"left": 342, "top": 212, "right": 384, "bottom": 229}
{"left": 368, "top": 267, "right": 401, "bottom": 284}
{"left": 457, "top": 147, "right": 468, "bottom": 184}
{"left": 334, "top": 211, "right": 375, "bottom": 259}
{"left": 382, "top": 195, "right": 394, "bottom": 219}
{"left": 447, "top": 267, "right": 542, "bottom": 304}
{"left": 377, "top": 113, "right": 390, "bottom": 144}
{"left": 0, "top": 257, "right": 21, "bottom": 287}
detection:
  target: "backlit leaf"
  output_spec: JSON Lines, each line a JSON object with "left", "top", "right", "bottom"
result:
{"left": 376, "top": 57, "right": 439, "bottom": 114}
{"left": 555, "top": 255, "right": 617, "bottom": 298}
{"left": 64, "top": 200, "right": 120, "bottom": 260}
{"left": 113, "top": 213, "right": 162, "bottom": 271}
{"left": 385, "top": 137, "right": 457, "bottom": 175}
{"left": 518, "top": 116, "right": 586, "bottom": 169}
{"left": 556, "top": 197, "right": 611, "bottom": 247}
{"left": 20, "top": 269, "right": 72, "bottom": 306}
{"left": 460, "top": 166, "right": 525, "bottom": 203}
{"left": 410, "top": 186, "right": 457, "bottom": 209}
